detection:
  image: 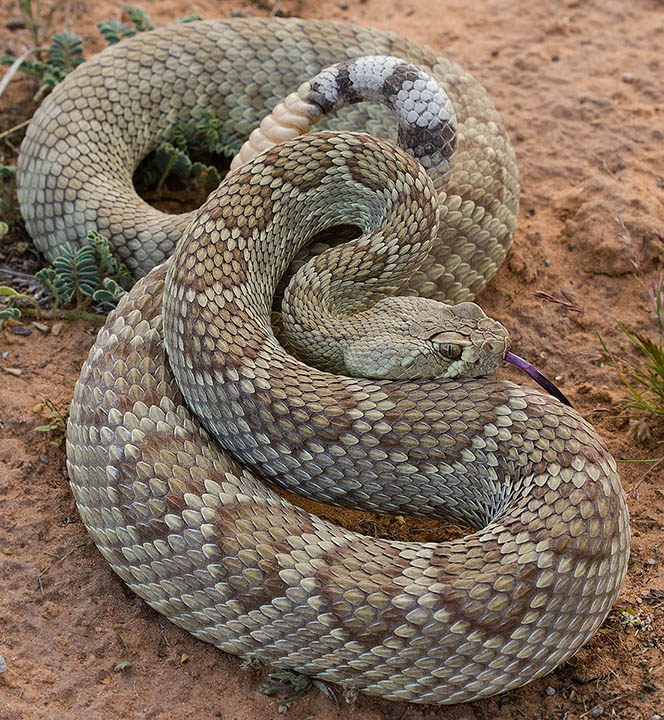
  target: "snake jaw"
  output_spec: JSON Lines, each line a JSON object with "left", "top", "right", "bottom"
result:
{"left": 504, "top": 350, "right": 573, "bottom": 407}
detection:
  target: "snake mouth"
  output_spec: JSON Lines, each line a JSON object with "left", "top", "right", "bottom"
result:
{"left": 504, "top": 351, "right": 573, "bottom": 407}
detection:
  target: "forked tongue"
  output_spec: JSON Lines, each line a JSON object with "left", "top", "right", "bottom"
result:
{"left": 505, "top": 351, "right": 572, "bottom": 407}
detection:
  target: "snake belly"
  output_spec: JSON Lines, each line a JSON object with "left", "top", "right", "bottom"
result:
{"left": 21, "top": 18, "right": 630, "bottom": 705}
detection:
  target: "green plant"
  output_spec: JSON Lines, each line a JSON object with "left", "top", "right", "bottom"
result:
{"left": 176, "top": 14, "right": 203, "bottom": 24}
{"left": 0, "top": 303, "right": 22, "bottom": 322}
{"left": 1, "top": 6, "right": 152, "bottom": 100}
{"left": 37, "top": 230, "right": 131, "bottom": 307}
{"left": 97, "top": 5, "right": 154, "bottom": 45}
{"left": 1, "top": 33, "right": 84, "bottom": 101}
{"left": 34, "top": 397, "right": 68, "bottom": 445}
{"left": 600, "top": 219, "right": 664, "bottom": 416}
{"left": 599, "top": 220, "right": 664, "bottom": 498}
{"left": 0, "top": 165, "right": 17, "bottom": 234}
{"left": 0, "top": 231, "right": 130, "bottom": 323}
{"left": 136, "top": 111, "right": 242, "bottom": 200}
{"left": 600, "top": 326, "right": 664, "bottom": 416}
{"left": 16, "top": 0, "right": 57, "bottom": 47}
{"left": 0, "top": 286, "right": 39, "bottom": 321}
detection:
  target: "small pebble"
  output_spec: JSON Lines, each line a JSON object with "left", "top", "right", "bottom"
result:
{"left": 339, "top": 2, "right": 348, "bottom": 8}
{"left": 0, "top": 655, "right": 6, "bottom": 673}
{"left": 621, "top": 72, "right": 635, "bottom": 84}
{"left": 4, "top": 18, "right": 26, "bottom": 30}
{"left": 230, "top": 8, "right": 244, "bottom": 16}
{"left": 545, "top": 686, "right": 556, "bottom": 696}
{"left": 544, "top": 258, "right": 551, "bottom": 267}
{"left": 39, "top": 454, "right": 48, "bottom": 464}
{"left": 591, "top": 705, "right": 604, "bottom": 718}
{"left": 10, "top": 325, "right": 32, "bottom": 336}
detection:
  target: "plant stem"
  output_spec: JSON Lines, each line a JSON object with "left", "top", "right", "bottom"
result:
{"left": 18, "top": 306, "right": 107, "bottom": 324}
{"left": 0, "top": 118, "right": 32, "bottom": 141}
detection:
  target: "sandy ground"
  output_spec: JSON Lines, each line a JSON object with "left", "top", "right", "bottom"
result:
{"left": 1, "top": 0, "right": 663, "bottom": 718}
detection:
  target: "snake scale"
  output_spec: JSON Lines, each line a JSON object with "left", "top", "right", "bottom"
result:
{"left": 17, "top": 18, "right": 629, "bottom": 705}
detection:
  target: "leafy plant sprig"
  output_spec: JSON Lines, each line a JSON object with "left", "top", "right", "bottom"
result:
{"left": 600, "top": 219, "right": 664, "bottom": 417}
{"left": 0, "top": 232, "right": 131, "bottom": 324}
{"left": 1, "top": 5, "right": 152, "bottom": 98}
{"left": 0, "top": 165, "right": 17, "bottom": 236}
{"left": 136, "top": 111, "right": 243, "bottom": 200}
{"left": 34, "top": 397, "right": 68, "bottom": 445}
{"left": 0, "top": 33, "right": 83, "bottom": 101}
{"left": 97, "top": 5, "right": 154, "bottom": 45}
{"left": 600, "top": 325, "right": 664, "bottom": 416}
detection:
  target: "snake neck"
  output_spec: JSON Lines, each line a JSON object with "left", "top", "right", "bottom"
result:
{"left": 164, "top": 131, "right": 438, "bottom": 350}
{"left": 280, "top": 207, "right": 439, "bottom": 374}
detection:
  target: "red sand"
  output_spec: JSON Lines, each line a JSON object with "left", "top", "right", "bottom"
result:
{"left": 1, "top": 1, "right": 662, "bottom": 718}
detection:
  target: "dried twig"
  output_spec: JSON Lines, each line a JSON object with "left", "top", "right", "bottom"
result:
{"left": 0, "top": 118, "right": 32, "bottom": 142}
{"left": 626, "top": 456, "right": 664, "bottom": 500}
{"left": 37, "top": 542, "right": 86, "bottom": 587}
{"left": 533, "top": 290, "right": 583, "bottom": 312}
{"left": 0, "top": 48, "right": 38, "bottom": 98}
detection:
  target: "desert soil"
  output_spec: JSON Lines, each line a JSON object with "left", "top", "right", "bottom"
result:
{"left": 0, "top": 0, "right": 663, "bottom": 718}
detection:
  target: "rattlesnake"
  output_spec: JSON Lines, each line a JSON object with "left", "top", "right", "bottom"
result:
{"left": 17, "top": 19, "right": 629, "bottom": 705}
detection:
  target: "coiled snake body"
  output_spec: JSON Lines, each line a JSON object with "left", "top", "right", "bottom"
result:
{"left": 18, "top": 19, "right": 629, "bottom": 705}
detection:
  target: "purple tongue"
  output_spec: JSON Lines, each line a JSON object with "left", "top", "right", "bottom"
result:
{"left": 505, "top": 351, "right": 572, "bottom": 407}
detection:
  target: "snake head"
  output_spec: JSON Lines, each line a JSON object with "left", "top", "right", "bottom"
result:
{"left": 342, "top": 298, "right": 510, "bottom": 380}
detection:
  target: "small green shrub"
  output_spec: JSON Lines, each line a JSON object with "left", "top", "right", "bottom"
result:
{"left": 1, "top": 5, "right": 151, "bottom": 99}
{"left": 601, "top": 325, "right": 664, "bottom": 416}
{"left": 97, "top": 5, "right": 154, "bottom": 44}
{"left": 600, "top": 219, "right": 664, "bottom": 417}
{"left": 0, "top": 33, "right": 83, "bottom": 101}
{"left": 37, "top": 230, "right": 131, "bottom": 307}
{"left": 136, "top": 111, "right": 242, "bottom": 198}
{"left": 2, "top": 6, "right": 239, "bottom": 199}
{"left": 34, "top": 397, "right": 68, "bottom": 445}
{"left": 0, "top": 231, "right": 130, "bottom": 322}
{"left": 0, "top": 165, "right": 17, "bottom": 235}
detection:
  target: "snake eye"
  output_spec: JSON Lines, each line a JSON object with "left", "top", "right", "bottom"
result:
{"left": 438, "top": 343, "right": 462, "bottom": 360}
{"left": 428, "top": 332, "right": 469, "bottom": 360}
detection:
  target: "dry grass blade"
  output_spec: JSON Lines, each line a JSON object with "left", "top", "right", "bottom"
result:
{"left": 533, "top": 290, "right": 582, "bottom": 313}
{"left": 0, "top": 47, "right": 38, "bottom": 98}
{"left": 600, "top": 326, "right": 664, "bottom": 416}
{"left": 600, "top": 217, "right": 664, "bottom": 416}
